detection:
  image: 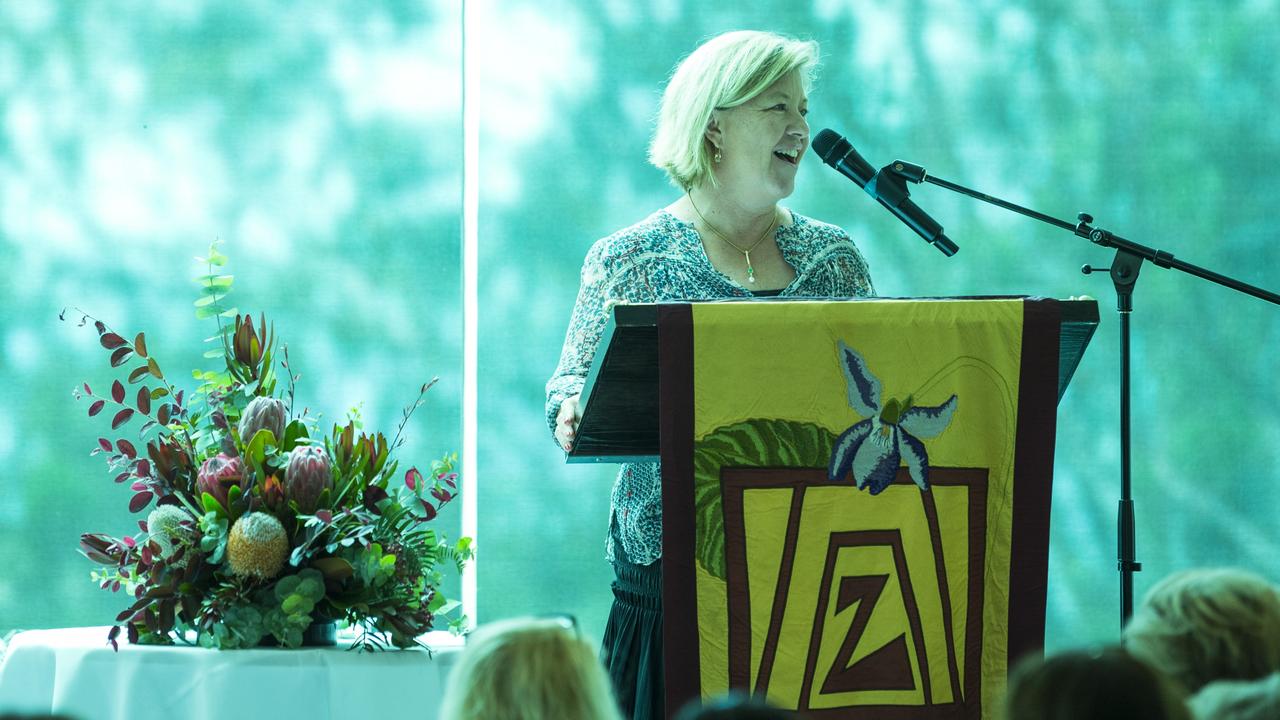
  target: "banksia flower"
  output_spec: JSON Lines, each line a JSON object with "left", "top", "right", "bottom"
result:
{"left": 197, "top": 453, "right": 246, "bottom": 509}
{"left": 226, "top": 511, "right": 288, "bottom": 580}
{"left": 147, "top": 505, "right": 195, "bottom": 564}
{"left": 286, "top": 445, "right": 332, "bottom": 513}
{"left": 238, "top": 396, "right": 287, "bottom": 445}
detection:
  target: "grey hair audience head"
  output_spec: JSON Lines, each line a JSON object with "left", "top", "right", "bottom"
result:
{"left": 1124, "top": 568, "right": 1280, "bottom": 694}
{"left": 674, "top": 692, "right": 796, "bottom": 720}
{"left": 1005, "top": 648, "right": 1191, "bottom": 720}
{"left": 1188, "top": 672, "right": 1280, "bottom": 720}
{"left": 438, "top": 615, "right": 622, "bottom": 720}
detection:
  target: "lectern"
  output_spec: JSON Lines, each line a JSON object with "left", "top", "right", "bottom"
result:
{"left": 569, "top": 297, "right": 1098, "bottom": 719}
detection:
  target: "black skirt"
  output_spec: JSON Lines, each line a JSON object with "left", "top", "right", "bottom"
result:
{"left": 601, "top": 553, "right": 664, "bottom": 720}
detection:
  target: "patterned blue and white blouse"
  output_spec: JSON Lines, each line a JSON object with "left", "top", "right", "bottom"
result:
{"left": 546, "top": 208, "right": 876, "bottom": 565}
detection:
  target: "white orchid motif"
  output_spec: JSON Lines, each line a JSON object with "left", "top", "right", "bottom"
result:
{"left": 827, "top": 341, "right": 958, "bottom": 494}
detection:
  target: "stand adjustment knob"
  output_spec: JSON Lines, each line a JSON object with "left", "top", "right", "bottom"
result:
{"left": 1078, "top": 212, "right": 1094, "bottom": 224}
{"left": 1081, "top": 264, "right": 1108, "bottom": 275}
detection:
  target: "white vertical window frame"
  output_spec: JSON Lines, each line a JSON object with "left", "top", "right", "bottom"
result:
{"left": 460, "top": 0, "right": 479, "bottom": 630}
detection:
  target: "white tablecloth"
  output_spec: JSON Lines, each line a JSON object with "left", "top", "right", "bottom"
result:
{"left": 0, "top": 627, "right": 463, "bottom": 720}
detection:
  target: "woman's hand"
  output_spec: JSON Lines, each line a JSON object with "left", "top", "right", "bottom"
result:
{"left": 555, "top": 394, "right": 583, "bottom": 452}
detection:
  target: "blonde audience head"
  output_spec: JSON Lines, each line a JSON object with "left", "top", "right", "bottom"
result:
{"left": 439, "top": 615, "right": 622, "bottom": 720}
{"left": 1188, "top": 673, "right": 1280, "bottom": 720}
{"left": 1124, "top": 568, "right": 1280, "bottom": 694}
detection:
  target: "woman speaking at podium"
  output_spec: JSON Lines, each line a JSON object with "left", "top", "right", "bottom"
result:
{"left": 545, "top": 30, "right": 875, "bottom": 719}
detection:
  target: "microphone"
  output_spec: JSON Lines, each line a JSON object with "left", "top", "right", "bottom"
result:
{"left": 811, "top": 129, "right": 959, "bottom": 256}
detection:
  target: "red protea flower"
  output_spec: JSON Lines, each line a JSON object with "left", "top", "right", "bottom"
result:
{"left": 197, "top": 453, "right": 246, "bottom": 509}
{"left": 238, "top": 396, "right": 287, "bottom": 445}
{"left": 286, "top": 445, "right": 332, "bottom": 513}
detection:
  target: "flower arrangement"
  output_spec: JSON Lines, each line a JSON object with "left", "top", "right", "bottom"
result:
{"left": 69, "top": 243, "right": 472, "bottom": 650}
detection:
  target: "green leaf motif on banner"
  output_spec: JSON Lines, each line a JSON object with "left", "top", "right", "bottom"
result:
{"left": 693, "top": 419, "right": 837, "bottom": 581}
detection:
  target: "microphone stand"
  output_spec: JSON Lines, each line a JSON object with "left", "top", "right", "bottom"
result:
{"left": 876, "top": 160, "right": 1280, "bottom": 629}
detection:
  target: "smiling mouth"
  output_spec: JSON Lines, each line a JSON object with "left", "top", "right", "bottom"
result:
{"left": 773, "top": 149, "right": 800, "bottom": 165}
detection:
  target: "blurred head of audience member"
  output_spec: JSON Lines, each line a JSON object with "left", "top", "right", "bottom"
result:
{"left": 1005, "top": 647, "right": 1191, "bottom": 720}
{"left": 674, "top": 692, "right": 795, "bottom": 720}
{"left": 439, "top": 615, "right": 621, "bottom": 720}
{"left": 1124, "top": 568, "right": 1280, "bottom": 694}
{"left": 1188, "top": 672, "right": 1280, "bottom": 720}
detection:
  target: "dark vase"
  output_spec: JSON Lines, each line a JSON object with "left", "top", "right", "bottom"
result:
{"left": 301, "top": 620, "right": 337, "bottom": 647}
{"left": 257, "top": 620, "right": 338, "bottom": 648}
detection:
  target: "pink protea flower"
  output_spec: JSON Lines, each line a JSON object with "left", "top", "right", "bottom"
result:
{"left": 286, "top": 445, "right": 333, "bottom": 513}
{"left": 238, "top": 396, "right": 287, "bottom": 445}
{"left": 197, "top": 453, "right": 246, "bottom": 509}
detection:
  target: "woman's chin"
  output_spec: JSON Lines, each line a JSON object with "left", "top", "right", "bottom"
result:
{"left": 766, "top": 178, "right": 796, "bottom": 202}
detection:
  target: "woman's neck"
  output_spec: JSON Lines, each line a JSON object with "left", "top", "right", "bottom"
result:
{"left": 685, "top": 186, "right": 777, "bottom": 242}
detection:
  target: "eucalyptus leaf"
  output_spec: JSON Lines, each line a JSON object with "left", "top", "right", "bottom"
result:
{"left": 193, "top": 294, "right": 225, "bottom": 308}
{"left": 281, "top": 595, "right": 307, "bottom": 616}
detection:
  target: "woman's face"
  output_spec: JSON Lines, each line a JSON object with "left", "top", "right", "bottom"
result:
{"left": 705, "top": 69, "right": 809, "bottom": 208}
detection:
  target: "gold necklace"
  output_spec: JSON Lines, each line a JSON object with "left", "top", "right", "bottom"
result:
{"left": 688, "top": 195, "right": 777, "bottom": 285}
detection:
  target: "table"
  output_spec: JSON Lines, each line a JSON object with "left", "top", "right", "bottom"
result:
{"left": 0, "top": 627, "right": 463, "bottom": 720}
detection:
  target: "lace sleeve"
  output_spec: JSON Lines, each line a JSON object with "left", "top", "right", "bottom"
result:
{"left": 545, "top": 234, "right": 660, "bottom": 444}
{"left": 545, "top": 239, "right": 612, "bottom": 441}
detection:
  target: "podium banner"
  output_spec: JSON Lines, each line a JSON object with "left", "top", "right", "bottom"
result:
{"left": 660, "top": 298, "right": 1061, "bottom": 719}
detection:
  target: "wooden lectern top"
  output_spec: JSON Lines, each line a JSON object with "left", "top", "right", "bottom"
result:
{"left": 565, "top": 297, "right": 1098, "bottom": 463}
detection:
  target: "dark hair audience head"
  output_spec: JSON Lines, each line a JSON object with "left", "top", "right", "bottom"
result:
{"left": 674, "top": 692, "right": 796, "bottom": 720}
{"left": 1005, "top": 647, "right": 1190, "bottom": 720}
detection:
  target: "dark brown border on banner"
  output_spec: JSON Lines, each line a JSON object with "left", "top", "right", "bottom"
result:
{"left": 720, "top": 470, "right": 807, "bottom": 692}
{"left": 659, "top": 303, "right": 698, "bottom": 716}
{"left": 1007, "top": 298, "right": 1061, "bottom": 664}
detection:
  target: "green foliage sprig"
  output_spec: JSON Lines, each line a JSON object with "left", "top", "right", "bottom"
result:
{"left": 67, "top": 241, "right": 472, "bottom": 651}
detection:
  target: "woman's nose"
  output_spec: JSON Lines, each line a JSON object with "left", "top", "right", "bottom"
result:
{"left": 789, "top": 114, "right": 809, "bottom": 139}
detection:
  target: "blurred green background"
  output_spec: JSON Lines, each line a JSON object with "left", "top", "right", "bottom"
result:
{"left": 2, "top": 0, "right": 1278, "bottom": 655}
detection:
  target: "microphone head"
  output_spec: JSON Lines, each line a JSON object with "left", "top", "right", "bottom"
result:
{"left": 811, "top": 129, "right": 848, "bottom": 164}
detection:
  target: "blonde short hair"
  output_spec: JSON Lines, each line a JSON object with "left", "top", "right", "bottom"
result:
{"left": 1124, "top": 568, "right": 1280, "bottom": 694}
{"left": 649, "top": 30, "right": 819, "bottom": 191}
{"left": 1188, "top": 673, "right": 1280, "bottom": 720}
{"left": 439, "top": 616, "right": 622, "bottom": 720}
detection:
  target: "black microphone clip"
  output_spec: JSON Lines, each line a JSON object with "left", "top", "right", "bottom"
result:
{"left": 867, "top": 161, "right": 959, "bottom": 257}
{"left": 811, "top": 129, "right": 959, "bottom": 257}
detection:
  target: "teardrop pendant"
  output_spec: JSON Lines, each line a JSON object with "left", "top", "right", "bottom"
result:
{"left": 744, "top": 250, "right": 756, "bottom": 283}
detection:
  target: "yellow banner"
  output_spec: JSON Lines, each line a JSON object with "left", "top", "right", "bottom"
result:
{"left": 690, "top": 299, "right": 1028, "bottom": 718}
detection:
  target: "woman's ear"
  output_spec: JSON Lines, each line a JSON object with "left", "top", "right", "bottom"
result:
{"left": 704, "top": 112, "right": 723, "bottom": 152}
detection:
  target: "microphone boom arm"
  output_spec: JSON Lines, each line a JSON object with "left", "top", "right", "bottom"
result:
{"left": 885, "top": 160, "right": 1280, "bottom": 304}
